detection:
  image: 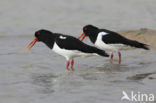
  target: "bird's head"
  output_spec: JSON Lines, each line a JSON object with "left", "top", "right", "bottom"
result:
{"left": 26, "top": 29, "right": 53, "bottom": 50}
{"left": 78, "top": 24, "right": 99, "bottom": 41}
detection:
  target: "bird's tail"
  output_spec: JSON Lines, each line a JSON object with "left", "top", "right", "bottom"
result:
{"left": 90, "top": 46, "right": 109, "bottom": 57}
{"left": 81, "top": 43, "right": 109, "bottom": 57}
{"left": 127, "top": 40, "right": 150, "bottom": 50}
{"left": 96, "top": 48, "right": 109, "bottom": 57}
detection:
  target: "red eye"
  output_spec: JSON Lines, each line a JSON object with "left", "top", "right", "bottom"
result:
{"left": 84, "top": 27, "right": 87, "bottom": 30}
{"left": 38, "top": 32, "right": 40, "bottom": 35}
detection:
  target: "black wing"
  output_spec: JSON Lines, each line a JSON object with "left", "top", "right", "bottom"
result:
{"left": 55, "top": 34, "right": 109, "bottom": 57}
{"left": 100, "top": 29, "right": 149, "bottom": 50}
{"left": 100, "top": 29, "right": 129, "bottom": 44}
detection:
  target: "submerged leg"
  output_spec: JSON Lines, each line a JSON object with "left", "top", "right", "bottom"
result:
{"left": 118, "top": 52, "right": 121, "bottom": 64}
{"left": 110, "top": 52, "right": 114, "bottom": 64}
{"left": 66, "top": 61, "right": 70, "bottom": 71}
{"left": 71, "top": 59, "right": 74, "bottom": 71}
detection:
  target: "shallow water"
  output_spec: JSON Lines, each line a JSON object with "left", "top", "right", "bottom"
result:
{"left": 0, "top": 37, "right": 156, "bottom": 103}
{"left": 1, "top": 0, "right": 156, "bottom": 37}
{"left": 0, "top": 0, "right": 156, "bottom": 103}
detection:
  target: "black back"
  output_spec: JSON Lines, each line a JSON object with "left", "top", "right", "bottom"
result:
{"left": 100, "top": 29, "right": 131, "bottom": 44}
{"left": 55, "top": 35, "right": 109, "bottom": 56}
{"left": 100, "top": 29, "right": 149, "bottom": 50}
{"left": 83, "top": 25, "right": 149, "bottom": 50}
{"left": 34, "top": 29, "right": 109, "bottom": 57}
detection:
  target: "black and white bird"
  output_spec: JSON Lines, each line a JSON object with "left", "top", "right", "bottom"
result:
{"left": 78, "top": 25, "right": 149, "bottom": 64}
{"left": 26, "top": 29, "right": 109, "bottom": 71}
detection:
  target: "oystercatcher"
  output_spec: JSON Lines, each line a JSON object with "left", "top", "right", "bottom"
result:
{"left": 26, "top": 29, "right": 109, "bottom": 71}
{"left": 78, "top": 25, "right": 149, "bottom": 64}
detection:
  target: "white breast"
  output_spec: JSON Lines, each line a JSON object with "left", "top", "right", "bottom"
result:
{"left": 95, "top": 32, "right": 120, "bottom": 52}
{"left": 52, "top": 42, "right": 96, "bottom": 60}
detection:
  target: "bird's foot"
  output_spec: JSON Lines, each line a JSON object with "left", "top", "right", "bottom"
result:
{"left": 66, "top": 61, "right": 70, "bottom": 71}
{"left": 71, "top": 67, "right": 74, "bottom": 71}
{"left": 118, "top": 52, "right": 121, "bottom": 64}
{"left": 71, "top": 59, "right": 74, "bottom": 71}
{"left": 110, "top": 53, "right": 114, "bottom": 64}
{"left": 110, "top": 59, "right": 113, "bottom": 64}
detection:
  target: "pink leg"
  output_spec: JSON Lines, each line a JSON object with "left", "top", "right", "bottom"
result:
{"left": 66, "top": 61, "right": 70, "bottom": 71}
{"left": 71, "top": 59, "right": 74, "bottom": 71}
{"left": 118, "top": 52, "right": 121, "bottom": 64}
{"left": 110, "top": 53, "right": 114, "bottom": 64}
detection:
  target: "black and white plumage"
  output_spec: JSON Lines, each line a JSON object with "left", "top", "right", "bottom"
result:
{"left": 78, "top": 25, "right": 149, "bottom": 64}
{"left": 26, "top": 29, "right": 109, "bottom": 71}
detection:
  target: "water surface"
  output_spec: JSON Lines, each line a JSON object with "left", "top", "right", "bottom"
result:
{"left": 0, "top": 37, "right": 156, "bottom": 103}
{"left": 0, "top": 0, "right": 156, "bottom": 103}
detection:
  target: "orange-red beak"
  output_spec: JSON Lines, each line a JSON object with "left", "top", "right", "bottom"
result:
{"left": 26, "top": 37, "right": 38, "bottom": 50}
{"left": 78, "top": 33, "right": 86, "bottom": 41}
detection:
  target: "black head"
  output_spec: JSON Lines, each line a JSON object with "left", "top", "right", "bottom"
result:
{"left": 78, "top": 24, "right": 99, "bottom": 42}
{"left": 83, "top": 24, "right": 99, "bottom": 36}
{"left": 34, "top": 29, "right": 53, "bottom": 42}
{"left": 26, "top": 29, "right": 55, "bottom": 50}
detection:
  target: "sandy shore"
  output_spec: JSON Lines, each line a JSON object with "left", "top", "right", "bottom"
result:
{"left": 118, "top": 29, "right": 156, "bottom": 50}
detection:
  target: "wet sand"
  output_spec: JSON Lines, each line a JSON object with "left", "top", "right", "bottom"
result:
{"left": 119, "top": 29, "right": 156, "bottom": 50}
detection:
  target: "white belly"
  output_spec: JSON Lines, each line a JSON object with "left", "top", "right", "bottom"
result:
{"left": 95, "top": 32, "right": 131, "bottom": 52}
{"left": 95, "top": 41, "right": 118, "bottom": 52}
{"left": 52, "top": 43, "right": 96, "bottom": 60}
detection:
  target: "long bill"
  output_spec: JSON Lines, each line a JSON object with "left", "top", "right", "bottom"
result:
{"left": 26, "top": 37, "right": 38, "bottom": 50}
{"left": 77, "top": 33, "right": 86, "bottom": 41}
